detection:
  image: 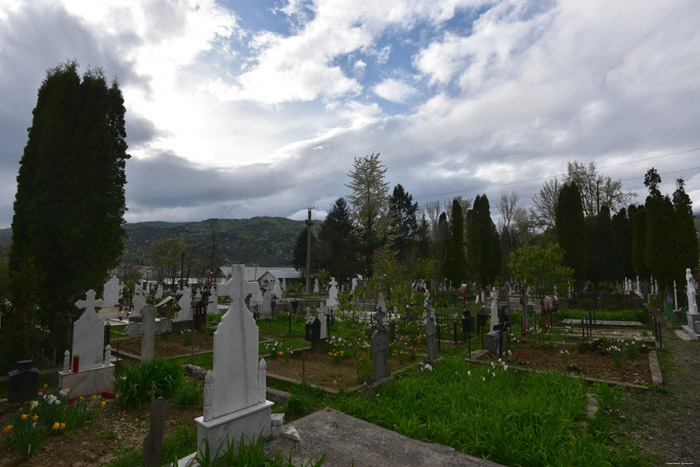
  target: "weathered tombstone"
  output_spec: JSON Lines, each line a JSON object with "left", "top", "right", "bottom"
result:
{"left": 132, "top": 290, "right": 147, "bottom": 318}
{"left": 59, "top": 290, "right": 115, "bottom": 397}
{"left": 313, "top": 278, "right": 320, "bottom": 295}
{"left": 425, "top": 315, "right": 438, "bottom": 362}
{"left": 156, "top": 283, "right": 164, "bottom": 299}
{"left": 8, "top": 360, "right": 39, "bottom": 403}
{"left": 318, "top": 301, "right": 329, "bottom": 339}
{"left": 103, "top": 275, "right": 121, "bottom": 306}
{"left": 305, "top": 315, "right": 322, "bottom": 351}
{"left": 175, "top": 286, "right": 192, "bottom": 321}
{"left": 281, "top": 278, "right": 286, "bottom": 293}
{"left": 208, "top": 285, "right": 219, "bottom": 315}
{"left": 143, "top": 397, "right": 167, "bottom": 467}
{"left": 489, "top": 287, "right": 499, "bottom": 332}
{"left": 195, "top": 289, "right": 202, "bottom": 302}
{"left": 370, "top": 306, "right": 390, "bottom": 382}
{"left": 249, "top": 283, "right": 263, "bottom": 310}
{"left": 186, "top": 264, "right": 273, "bottom": 461}
{"left": 272, "top": 280, "right": 283, "bottom": 300}
{"left": 125, "top": 305, "right": 172, "bottom": 361}
{"left": 351, "top": 277, "right": 358, "bottom": 295}
{"left": 259, "top": 286, "right": 273, "bottom": 320}
{"left": 684, "top": 268, "right": 700, "bottom": 336}
{"left": 327, "top": 277, "right": 339, "bottom": 309}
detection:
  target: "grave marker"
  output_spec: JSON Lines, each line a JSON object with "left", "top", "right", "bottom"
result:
{"left": 370, "top": 305, "right": 390, "bottom": 382}
{"left": 103, "top": 275, "right": 121, "bottom": 306}
{"left": 132, "top": 290, "right": 147, "bottom": 318}
{"left": 125, "top": 305, "right": 172, "bottom": 361}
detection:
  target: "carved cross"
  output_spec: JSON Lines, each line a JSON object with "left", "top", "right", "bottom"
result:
{"left": 125, "top": 305, "right": 171, "bottom": 361}
{"left": 218, "top": 264, "right": 260, "bottom": 309}
{"left": 75, "top": 289, "right": 104, "bottom": 315}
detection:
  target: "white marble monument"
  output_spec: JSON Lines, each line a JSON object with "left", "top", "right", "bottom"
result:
{"left": 59, "top": 290, "right": 115, "bottom": 398}
{"left": 188, "top": 264, "right": 273, "bottom": 461}
{"left": 490, "top": 287, "right": 499, "bottom": 332}
{"left": 175, "top": 286, "right": 192, "bottom": 321}
{"left": 125, "top": 305, "right": 172, "bottom": 361}
{"left": 683, "top": 268, "right": 700, "bottom": 337}
{"left": 327, "top": 277, "right": 339, "bottom": 309}
{"left": 103, "top": 276, "right": 121, "bottom": 306}
{"left": 207, "top": 285, "right": 219, "bottom": 315}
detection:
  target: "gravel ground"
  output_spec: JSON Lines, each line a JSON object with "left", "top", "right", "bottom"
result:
{"left": 618, "top": 322, "right": 700, "bottom": 466}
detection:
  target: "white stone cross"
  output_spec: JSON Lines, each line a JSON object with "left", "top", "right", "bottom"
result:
{"left": 218, "top": 266, "right": 260, "bottom": 308}
{"left": 125, "top": 305, "right": 171, "bottom": 361}
{"left": 75, "top": 289, "right": 105, "bottom": 315}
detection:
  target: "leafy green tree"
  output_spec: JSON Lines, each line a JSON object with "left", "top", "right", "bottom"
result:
{"left": 345, "top": 152, "right": 390, "bottom": 275}
{"left": 8, "top": 62, "right": 129, "bottom": 352}
{"left": 388, "top": 184, "right": 418, "bottom": 261}
{"left": 446, "top": 199, "right": 466, "bottom": 287}
{"left": 673, "top": 178, "right": 699, "bottom": 289}
{"left": 565, "top": 161, "right": 635, "bottom": 217}
{"left": 317, "top": 197, "right": 357, "bottom": 286}
{"left": 555, "top": 182, "right": 588, "bottom": 286}
{"left": 509, "top": 243, "right": 573, "bottom": 312}
{"left": 370, "top": 249, "right": 411, "bottom": 312}
{"left": 466, "top": 194, "right": 501, "bottom": 286}
{"left": 630, "top": 204, "right": 649, "bottom": 278}
{"left": 586, "top": 205, "right": 616, "bottom": 286}
{"left": 611, "top": 208, "right": 634, "bottom": 281}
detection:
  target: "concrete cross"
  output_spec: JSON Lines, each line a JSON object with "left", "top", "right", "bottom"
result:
{"left": 124, "top": 305, "right": 171, "bottom": 361}
{"left": 218, "top": 264, "right": 260, "bottom": 308}
{"left": 75, "top": 289, "right": 104, "bottom": 314}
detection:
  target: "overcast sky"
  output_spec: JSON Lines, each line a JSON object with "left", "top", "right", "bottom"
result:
{"left": 1, "top": 0, "right": 699, "bottom": 229}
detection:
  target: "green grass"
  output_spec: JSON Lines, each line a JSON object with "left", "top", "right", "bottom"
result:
{"left": 555, "top": 308, "right": 645, "bottom": 323}
{"left": 329, "top": 359, "right": 649, "bottom": 466}
{"left": 107, "top": 424, "right": 197, "bottom": 467}
{"left": 109, "top": 325, "right": 127, "bottom": 339}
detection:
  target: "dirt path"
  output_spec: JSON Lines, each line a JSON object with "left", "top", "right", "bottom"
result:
{"left": 619, "top": 322, "right": 700, "bottom": 465}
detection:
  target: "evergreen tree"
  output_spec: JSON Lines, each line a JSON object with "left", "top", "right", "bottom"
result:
{"left": 388, "top": 184, "right": 418, "bottom": 261}
{"left": 345, "top": 152, "right": 390, "bottom": 275}
{"left": 611, "top": 208, "right": 633, "bottom": 280}
{"left": 446, "top": 199, "right": 466, "bottom": 287}
{"left": 466, "top": 194, "right": 501, "bottom": 286}
{"left": 9, "top": 62, "right": 130, "bottom": 353}
{"left": 673, "top": 178, "right": 699, "bottom": 289}
{"left": 414, "top": 214, "right": 430, "bottom": 260}
{"left": 317, "top": 197, "right": 357, "bottom": 285}
{"left": 555, "top": 182, "right": 588, "bottom": 286}
{"left": 435, "top": 212, "right": 450, "bottom": 283}
{"left": 586, "top": 205, "right": 616, "bottom": 286}
{"left": 644, "top": 169, "right": 676, "bottom": 289}
{"left": 630, "top": 204, "right": 649, "bottom": 278}
{"left": 292, "top": 227, "right": 317, "bottom": 273}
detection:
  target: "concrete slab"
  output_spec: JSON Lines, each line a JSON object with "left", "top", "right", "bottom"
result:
{"left": 560, "top": 319, "right": 643, "bottom": 327}
{"left": 674, "top": 329, "right": 694, "bottom": 341}
{"left": 648, "top": 351, "right": 663, "bottom": 386}
{"left": 265, "top": 408, "right": 502, "bottom": 467}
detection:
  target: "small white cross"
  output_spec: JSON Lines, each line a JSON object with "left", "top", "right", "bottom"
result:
{"left": 75, "top": 289, "right": 104, "bottom": 314}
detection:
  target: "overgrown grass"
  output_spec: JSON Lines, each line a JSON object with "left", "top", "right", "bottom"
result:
{"left": 330, "top": 359, "right": 649, "bottom": 466}
{"left": 258, "top": 313, "right": 308, "bottom": 338}
{"left": 555, "top": 308, "right": 645, "bottom": 323}
{"left": 114, "top": 358, "right": 183, "bottom": 408}
{"left": 107, "top": 424, "right": 197, "bottom": 467}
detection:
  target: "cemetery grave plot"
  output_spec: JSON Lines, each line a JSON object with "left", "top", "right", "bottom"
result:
{"left": 113, "top": 329, "right": 214, "bottom": 358}
{"left": 264, "top": 348, "right": 414, "bottom": 389}
{"left": 479, "top": 335, "right": 654, "bottom": 386}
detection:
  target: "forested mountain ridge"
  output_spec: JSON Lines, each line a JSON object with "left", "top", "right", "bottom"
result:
{"left": 119, "top": 217, "right": 314, "bottom": 267}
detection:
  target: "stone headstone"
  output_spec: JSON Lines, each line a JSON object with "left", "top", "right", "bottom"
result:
{"left": 195, "top": 290, "right": 202, "bottom": 302}
{"left": 133, "top": 291, "right": 147, "bottom": 317}
{"left": 175, "top": 286, "right": 192, "bottom": 321}
{"left": 193, "top": 264, "right": 273, "bottom": 459}
{"left": 156, "top": 284, "right": 164, "bottom": 299}
{"left": 272, "top": 280, "right": 282, "bottom": 300}
{"left": 281, "top": 278, "right": 287, "bottom": 292}
{"left": 125, "top": 305, "right": 172, "bottom": 361}
{"left": 490, "top": 287, "right": 499, "bottom": 332}
{"left": 313, "top": 278, "right": 320, "bottom": 295}
{"left": 327, "top": 277, "right": 339, "bottom": 308}
{"left": 8, "top": 360, "right": 39, "bottom": 403}
{"left": 370, "top": 306, "right": 390, "bottom": 382}
{"left": 72, "top": 289, "right": 106, "bottom": 371}
{"left": 260, "top": 286, "right": 273, "bottom": 320}
{"left": 103, "top": 276, "right": 121, "bottom": 306}
{"left": 249, "top": 283, "right": 263, "bottom": 308}
{"left": 207, "top": 286, "right": 219, "bottom": 314}
{"left": 351, "top": 277, "right": 357, "bottom": 294}
{"left": 318, "top": 302, "right": 328, "bottom": 339}
{"left": 684, "top": 268, "right": 700, "bottom": 335}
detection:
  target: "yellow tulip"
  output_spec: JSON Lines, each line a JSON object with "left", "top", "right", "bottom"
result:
{"left": 60, "top": 422, "right": 66, "bottom": 430}
{"left": 3, "top": 425, "right": 12, "bottom": 433}
{"left": 52, "top": 422, "right": 60, "bottom": 430}
{"left": 101, "top": 401, "right": 106, "bottom": 407}
{"left": 32, "top": 415, "right": 39, "bottom": 422}
{"left": 21, "top": 414, "right": 27, "bottom": 421}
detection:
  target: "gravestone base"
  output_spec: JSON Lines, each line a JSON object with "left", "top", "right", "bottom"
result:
{"left": 673, "top": 310, "right": 684, "bottom": 326}
{"left": 192, "top": 400, "right": 273, "bottom": 461}
{"left": 485, "top": 332, "right": 506, "bottom": 356}
{"left": 59, "top": 364, "right": 115, "bottom": 398}
{"left": 682, "top": 313, "right": 700, "bottom": 339}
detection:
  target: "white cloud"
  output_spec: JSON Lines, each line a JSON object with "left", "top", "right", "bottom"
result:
{"left": 373, "top": 78, "right": 418, "bottom": 103}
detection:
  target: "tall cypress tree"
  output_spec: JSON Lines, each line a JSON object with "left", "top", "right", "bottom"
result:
{"left": 630, "top": 204, "right": 649, "bottom": 278}
{"left": 644, "top": 168, "right": 676, "bottom": 290}
{"left": 673, "top": 178, "right": 699, "bottom": 290}
{"left": 586, "top": 205, "right": 616, "bottom": 286}
{"left": 446, "top": 199, "right": 466, "bottom": 287}
{"left": 611, "top": 207, "right": 633, "bottom": 280}
{"left": 9, "top": 62, "right": 130, "bottom": 353}
{"left": 388, "top": 184, "right": 418, "bottom": 262}
{"left": 466, "top": 195, "right": 500, "bottom": 287}
{"left": 555, "top": 182, "right": 588, "bottom": 286}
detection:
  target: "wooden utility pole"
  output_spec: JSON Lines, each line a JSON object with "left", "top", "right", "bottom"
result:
{"left": 306, "top": 208, "right": 313, "bottom": 294}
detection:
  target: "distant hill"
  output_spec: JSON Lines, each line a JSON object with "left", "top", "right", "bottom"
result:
{"left": 121, "top": 217, "right": 314, "bottom": 267}
{"left": 0, "top": 217, "right": 315, "bottom": 267}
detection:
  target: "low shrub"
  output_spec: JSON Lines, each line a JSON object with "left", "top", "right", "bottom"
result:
{"left": 115, "top": 357, "right": 183, "bottom": 408}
